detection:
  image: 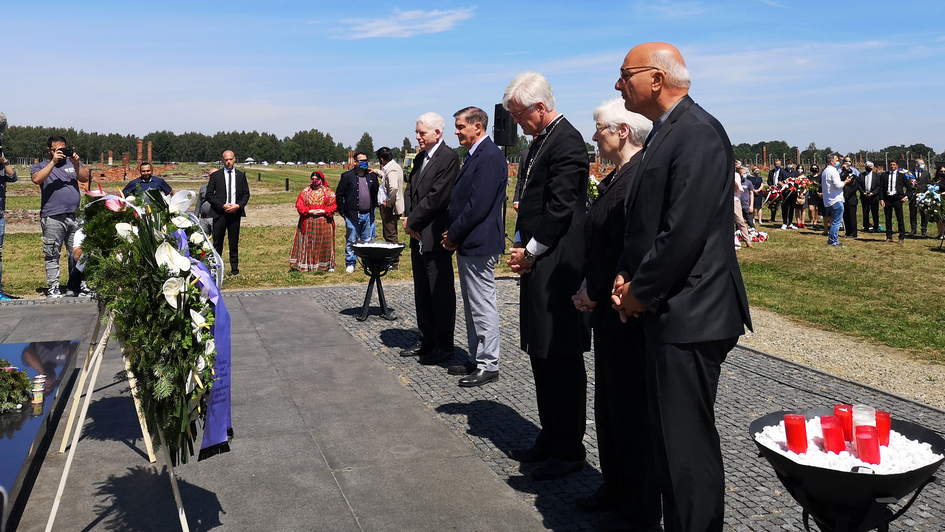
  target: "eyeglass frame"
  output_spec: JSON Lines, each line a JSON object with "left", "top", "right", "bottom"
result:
{"left": 509, "top": 102, "right": 538, "bottom": 119}
{"left": 618, "top": 65, "right": 660, "bottom": 82}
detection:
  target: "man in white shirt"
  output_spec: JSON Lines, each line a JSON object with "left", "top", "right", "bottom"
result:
{"left": 822, "top": 154, "right": 852, "bottom": 247}
{"left": 373, "top": 147, "right": 405, "bottom": 268}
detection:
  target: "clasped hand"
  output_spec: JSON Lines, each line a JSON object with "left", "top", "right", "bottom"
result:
{"left": 611, "top": 272, "right": 646, "bottom": 323}
{"left": 507, "top": 244, "right": 533, "bottom": 275}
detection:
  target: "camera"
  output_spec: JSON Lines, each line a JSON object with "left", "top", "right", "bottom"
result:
{"left": 58, "top": 147, "right": 74, "bottom": 158}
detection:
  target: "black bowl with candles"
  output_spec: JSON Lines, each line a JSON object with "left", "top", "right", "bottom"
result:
{"left": 750, "top": 408, "right": 945, "bottom": 532}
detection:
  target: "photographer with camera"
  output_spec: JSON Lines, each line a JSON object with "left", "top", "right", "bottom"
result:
{"left": 30, "top": 136, "right": 90, "bottom": 298}
{"left": 0, "top": 150, "right": 17, "bottom": 301}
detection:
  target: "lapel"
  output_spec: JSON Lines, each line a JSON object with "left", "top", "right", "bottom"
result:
{"left": 626, "top": 95, "right": 696, "bottom": 216}
{"left": 456, "top": 140, "right": 484, "bottom": 183}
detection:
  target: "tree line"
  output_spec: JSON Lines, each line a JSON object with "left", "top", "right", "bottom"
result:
{"left": 2, "top": 126, "right": 414, "bottom": 165}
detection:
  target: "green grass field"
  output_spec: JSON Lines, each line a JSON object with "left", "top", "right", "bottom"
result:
{"left": 4, "top": 164, "right": 945, "bottom": 362}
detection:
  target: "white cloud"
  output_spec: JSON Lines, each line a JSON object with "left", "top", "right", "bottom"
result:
{"left": 335, "top": 8, "right": 475, "bottom": 39}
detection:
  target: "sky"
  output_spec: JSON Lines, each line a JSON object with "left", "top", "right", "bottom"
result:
{"left": 3, "top": 0, "right": 944, "bottom": 156}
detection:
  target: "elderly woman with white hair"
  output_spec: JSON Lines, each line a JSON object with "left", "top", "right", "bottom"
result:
{"left": 571, "top": 98, "right": 662, "bottom": 529}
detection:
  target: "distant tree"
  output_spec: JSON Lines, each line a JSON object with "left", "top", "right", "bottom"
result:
{"left": 355, "top": 133, "right": 374, "bottom": 159}
{"left": 402, "top": 137, "right": 413, "bottom": 155}
{"left": 391, "top": 147, "right": 403, "bottom": 162}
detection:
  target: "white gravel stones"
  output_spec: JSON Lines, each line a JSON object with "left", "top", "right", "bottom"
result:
{"left": 755, "top": 416, "right": 943, "bottom": 475}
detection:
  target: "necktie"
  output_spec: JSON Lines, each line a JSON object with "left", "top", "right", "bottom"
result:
{"left": 228, "top": 170, "right": 235, "bottom": 204}
{"left": 865, "top": 172, "right": 870, "bottom": 190}
{"left": 464, "top": 153, "right": 470, "bottom": 164}
{"left": 889, "top": 172, "right": 895, "bottom": 195}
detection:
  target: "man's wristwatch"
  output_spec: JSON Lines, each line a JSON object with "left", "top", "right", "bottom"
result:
{"left": 523, "top": 249, "right": 536, "bottom": 263}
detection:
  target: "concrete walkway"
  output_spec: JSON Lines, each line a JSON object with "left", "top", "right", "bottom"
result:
{"left": 10, "top": 292, "right": 544, "bottom": 531}
{"left": 5, "top": 280, "right": 945, "bottom": 531}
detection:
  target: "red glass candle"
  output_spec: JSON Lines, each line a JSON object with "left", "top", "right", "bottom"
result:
{"left": 875, "top": 411, "right": 891, "bottom": 446}
{"left": 784, "top": 414, "right": 808, "bottom": 454}
{"left": 820, "top": 415, "right": 846, "bottom": 454}
{"left": 855, "top": 425, "right": 881, "bottom": 464}
{"left": 834, "top": 404, "right": 854, "bottom": 442}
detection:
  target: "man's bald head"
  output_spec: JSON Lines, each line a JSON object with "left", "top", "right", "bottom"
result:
{"left": 617, "top": 42, "right": 691, "bottom": 121}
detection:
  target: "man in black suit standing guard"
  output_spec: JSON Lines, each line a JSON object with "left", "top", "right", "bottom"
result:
{"left": 612, "top": 42, "right": 752, "bottom": 532}
{"left": 504, "top": 71, "right": 591, "bottom": 480}
{"left": 400, "top": 112, "right": 459, "bottom": 366}
{"left": 880, "top": 160, "right": 909, "bottom": 244}
{"left": 206, "top": 150, "right": 250, "bottom": 275}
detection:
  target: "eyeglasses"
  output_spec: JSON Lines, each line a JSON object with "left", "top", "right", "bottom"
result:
{"left": 509, "top": 103, "right": 537, "bottom": 119}
{"left": 619, "top": 66, "right": 660, "bottom": 82}
{"left": 594, "top": 123, "right": 611, "bottom": 133}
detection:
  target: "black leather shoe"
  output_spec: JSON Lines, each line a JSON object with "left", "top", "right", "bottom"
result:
{"left": 507, "top": 446, "right": 550, "bottom": 463}
{"left": 418, "top": 348, "right": 453, "bottom": 365}
{"left": 230, "top": 268, "right": 240, "bottom": 276}
{"left": 531, "top": 457, "right": 584, "bottom": 480}
{"left": 400, "top": 342, "right": 429, "bottom": 357}
{"left": 447, "top": 361, "right": 476, "bottom": 375}
{"left": 458, "top": 368, "right": 498, "bottom": 387}
{"left": 576, "top": 494, "right": 618, "bottom": 513}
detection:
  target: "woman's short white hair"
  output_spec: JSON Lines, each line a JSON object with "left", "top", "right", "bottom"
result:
{"left": 503, "top": 72, "right": 555, "bottom": 111}
{"left": 650, "top": 48, "right": 690, "bottom": 89}
{"left": 593, "top": 98, "right": 652, "bottom": 148}
{"left": 416, "top": 112, "right": 445, "bottom": 132}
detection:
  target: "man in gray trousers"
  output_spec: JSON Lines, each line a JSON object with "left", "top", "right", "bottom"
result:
{"left": 441, "top": 106, "right": 509, "bottom": 386}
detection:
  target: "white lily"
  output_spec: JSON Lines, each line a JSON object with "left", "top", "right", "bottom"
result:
{"left": 190, "top": 232, "right": 206, "bottom": 245}
{"left": 204, "top": 339, "right": 215, "bottom": 357}
{"left": 195, "top": 355, "right": 207, "bottom": 371}
{"left": 115, "top": 222, "right": 138, "bottom": 242}
{"left": 168, "top": 190, "right": 196, "bottom": 214}
{"left": 171, "top": 215, "right": 193, "bottom": 228}
{"left": 185, "top": 370, "right": 197, "bottom": 394}
{"left": 155, "top": 242, "right": 191, "bottom": 275}
{"left": 125, "top": 194, "right": 135, "bottom": 204}
{"left": 190, "top": 308, "right": 209, "bottom": 342}
{"left": 161, "top": 277, "right": 186, "bottom": 309}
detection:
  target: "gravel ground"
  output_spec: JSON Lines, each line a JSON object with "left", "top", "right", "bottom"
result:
{"left": 740, "top": 307, "right": 945, "bottom": 410}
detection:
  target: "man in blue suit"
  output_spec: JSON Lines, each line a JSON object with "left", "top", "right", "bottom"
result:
{"left": 441, "top": 107, "right": 509, "bottom": 387}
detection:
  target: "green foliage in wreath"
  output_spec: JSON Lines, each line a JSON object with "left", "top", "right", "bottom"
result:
{"left": 0, "top": 359, "right": 32, "bottom": 415}
{"left": 81, "top": 189, "right": 218, "bottom": 465}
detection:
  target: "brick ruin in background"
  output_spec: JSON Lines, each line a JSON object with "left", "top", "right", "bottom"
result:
{"left": 108, "top": 150, "right": 113, "bottom": 166}
{"left": 136, "top": 139, "right": 143, "bottom": 164}
{"left": 148, "top": 141, "right": 152, "bottom": 164}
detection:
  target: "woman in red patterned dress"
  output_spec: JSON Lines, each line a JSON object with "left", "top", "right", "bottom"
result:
{"left": 290, "top": 171, "right": 337, "bottom": 271}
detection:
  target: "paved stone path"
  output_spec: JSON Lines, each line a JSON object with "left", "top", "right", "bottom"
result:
{"left": 6, "top": 278, "right": 944, "bottom": 531}
{"left": 300, "top": 277, "right": 945, "bottom": 531}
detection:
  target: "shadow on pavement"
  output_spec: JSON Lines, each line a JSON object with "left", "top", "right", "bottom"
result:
{"left": 436, "top": 399, "right": 603, "bottom": 531}
{"left": 85, "top": 465, "right": 224, "bottom": 532}
{"left": 79, "top": 395, "right": 151, "bottom": 462}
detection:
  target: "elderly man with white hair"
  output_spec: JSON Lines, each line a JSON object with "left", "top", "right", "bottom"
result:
{"left": 399, "top": 112, "right": 460, "bottom": 365}
{"left": 504, "top": 71, "right": 591, "bottom": 481}
{"left": 571, "top": 98, "right": 662, "bottom": 529}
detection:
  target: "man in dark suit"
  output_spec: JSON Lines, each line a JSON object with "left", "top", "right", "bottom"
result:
{"left": 841, "top": 161, "right": 859, "bottom": 238}
{"left": 400, "top": 112, "right": 459, "bottom": 365}
{"left": 909, "top": 158, "right": 931, "bottom": 236}
{"left": 441, "top": 107, "right": 508, "bottom": 387}
{"left": 206, "top": 150, "right": 250, "bottom": 275}
{"left": 335, "top": 152, "right": 380, "bottom": 273}
{"left": 859, "top": 161, "right": 881, "bottom": 232}
{"left": 504, "top": 71, "right": 591, "bottom": 481}
{"left": 612, "top": 42, "right": 752, "bottom": 532}
{"left": 880, "top": 160, "right": 909, "bottom": 243}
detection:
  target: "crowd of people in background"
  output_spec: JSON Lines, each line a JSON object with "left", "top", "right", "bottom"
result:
{"left": 732, "top": 155, "right": 945, "bottom": 248}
